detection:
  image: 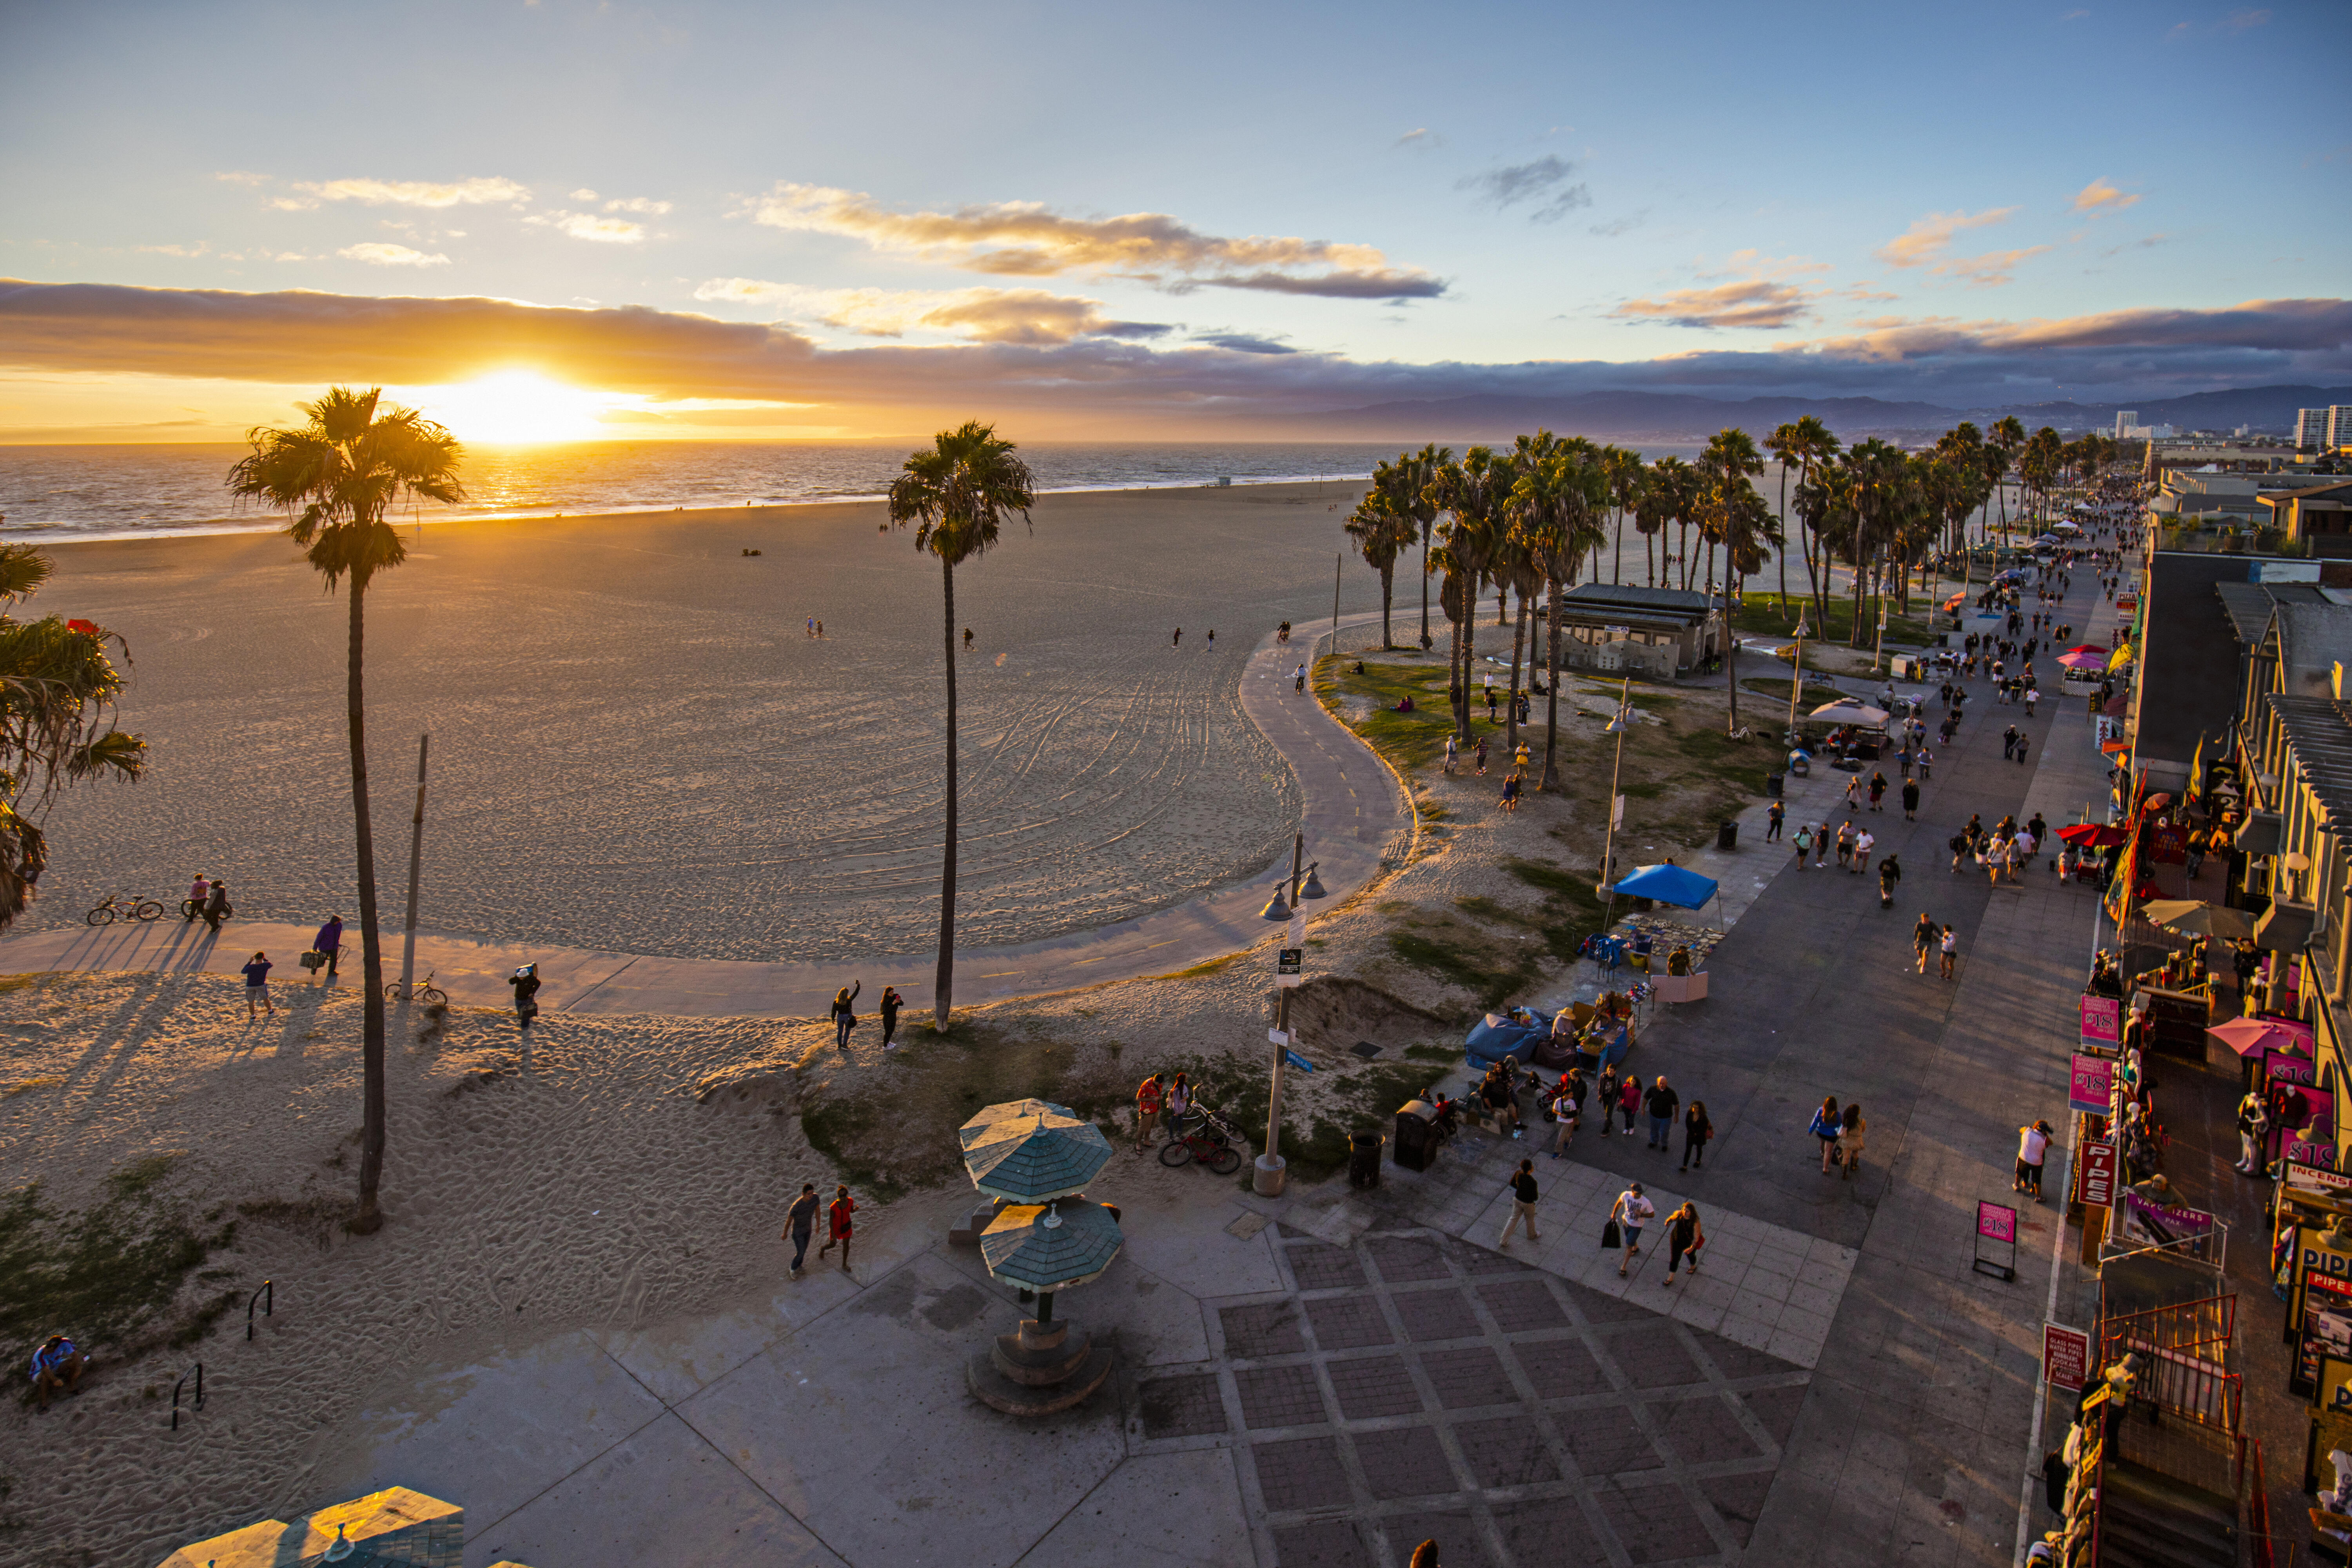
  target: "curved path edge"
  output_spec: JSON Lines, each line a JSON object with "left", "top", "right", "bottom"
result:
{"left": 0, "top": 618, "right": 1412, "bottom": 1021}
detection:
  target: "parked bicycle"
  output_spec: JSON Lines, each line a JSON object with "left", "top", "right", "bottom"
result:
{"left": 385, "top": 971, "right": 447, "bottom": 1005}
{"left": 86, "top": 893, "right": 163, "bottom": 926}
{"left": 1159, "top": 1105, "right": 1244, "bottom": 1174}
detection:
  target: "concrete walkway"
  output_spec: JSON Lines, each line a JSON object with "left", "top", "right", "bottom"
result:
{"left": 0, "top": 620, "right": 1413, "bottom": 1017}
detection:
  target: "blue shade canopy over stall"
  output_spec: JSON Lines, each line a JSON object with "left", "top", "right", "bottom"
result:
{"left": 957, "top": 1097, "right": 1113, "bottom": 1203}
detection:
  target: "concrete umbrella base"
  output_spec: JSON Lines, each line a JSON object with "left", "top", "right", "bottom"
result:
{"left": 967, "top": 1317, "right": 1114, "bottom": 1416}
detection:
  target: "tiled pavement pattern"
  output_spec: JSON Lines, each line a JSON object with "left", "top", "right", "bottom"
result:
{"left": 1135, "top": 1221, "right": 1809, "bottom": 1568}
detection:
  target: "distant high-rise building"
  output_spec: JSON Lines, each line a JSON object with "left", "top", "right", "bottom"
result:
{"left": 2298, "top": 408, "right": 2332, "bottom": 450}
{"left": 2330, "top": 407, "right": 2352, "bottom": 450}
{"left": 2115, "top": 410, "right": 2139, "bottom": 440}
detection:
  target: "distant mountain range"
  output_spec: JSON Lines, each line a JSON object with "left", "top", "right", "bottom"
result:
{"left": 1283, "top": 385, "right": 2352, "bottom": 443}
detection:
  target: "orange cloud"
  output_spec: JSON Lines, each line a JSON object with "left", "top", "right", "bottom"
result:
{"left": 2071, "top": 178, "right": 2142, "bottom": 214}
{"left": 693, "top": 280, "right": 1168, "bottom": 345}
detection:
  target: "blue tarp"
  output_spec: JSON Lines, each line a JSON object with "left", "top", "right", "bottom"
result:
{"left": 1610, "top": 863, "right": 1718, "bottom": 909}
{"left": 1466, "top": 1013, "right": 1547, "bottom": 1069}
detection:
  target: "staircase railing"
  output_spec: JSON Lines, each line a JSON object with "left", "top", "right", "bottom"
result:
{"left": 2246, "top": 1437, "right": 2274, "bottom": 1568}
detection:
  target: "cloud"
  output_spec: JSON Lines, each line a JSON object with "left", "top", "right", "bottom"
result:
{"left": 2061, "top": 8, "right": 2089, "bottom": 17}
{"left": 336, "top": 243, "right": 450, "bottom": 267}
{"left": 4, "top": 279, "right": 2346, "bottom": 423}
{"left": 1457, "top": 156, "right": 1591, "bottom": 223}
{"left": 2223, "top": 7, "right": 2270, "bottom": 27}
{"left": 214, "top": 171, "right": 271, "bottom": 187}
{"left": 1589, "top": 212, "right": 1646, "bottom": 238}
{"left": 281, "top": 176, "right": 531, "bottom": 211}
{"left": 691, "top": 279, "right": 1168, "bottom": 345}
{"left": 603, "top": 197, "right": 671, "bottom": 214}
{"left": 1394, "top": 129, "right": 1441, "bottom": 149}
{"left": 529, "top": 211, "right": 649, "bottom": 244}
{"left": 1189, "top": 332, "right": 1296, "bottom": 355}
{"left": 1612, "top": 279, "right": 1820, "bottom": 330}
{"left": 137, "top": 242, "right": 211, "bottom": 258}
{"left": 571, "top": 188, "right": 600, "bottom": 201}
{"left": 2072, "top": 178, "right": 2141, "bottom": 214}
{"left": 1876, "top": 207, "right": 2047, "bottom": 285}
{"left": 742, "top": 182, "right": 1444, "bottom": 301}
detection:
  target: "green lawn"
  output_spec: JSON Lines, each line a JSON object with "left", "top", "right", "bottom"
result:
{"left": 1733, "top": 592, "right": 1938, "bottom": 648}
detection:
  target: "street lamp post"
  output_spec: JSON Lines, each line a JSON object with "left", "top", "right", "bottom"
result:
{"left": 1597, "top": 678, "right": 1633, "bottom": 930}
{"left": 1785, "top": 616, "right": 1809, "bottom": 739}
{"left": 1254, "top": 830, "right": 1325, "bottom": 1196}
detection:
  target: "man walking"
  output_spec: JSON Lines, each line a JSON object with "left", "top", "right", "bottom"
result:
{"left": 202, "top": 879, "right": 230, "bottom": 933}
{"left": 1612, "top": 1182, "right": 1653, "bottom": 1276}
{"left": 783, "top": 1181, "right": 820, "bottom": 1277}
{"left": 1499, "top": 1158, "right": 1541, "bottom": 1247}
{"left": 2002, "top": 724, "right": 2018, "bottom": 760}
{"left": 1643, "top": 1076, "right": 1679, "bottom": 1150}
{"left": 313, "top": 913, "right": 344, "bottom": 980}
{"left": 1766, "top": 800, "right": 1784, "bottom": 842}
{"left": 1792, "top": 823, "right": 1813, "bottom": 871}
{"left": 1913, "top": 913, "right": 1938, "bottom": 974}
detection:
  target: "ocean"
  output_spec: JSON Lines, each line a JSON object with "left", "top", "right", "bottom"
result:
{"left": 0, "top": 439, "right": 1714, "bottom": 541}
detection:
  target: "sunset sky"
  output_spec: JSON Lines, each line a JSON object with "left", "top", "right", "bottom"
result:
{"left": 3, "top": 0, "right": 2348, "bottom": 441}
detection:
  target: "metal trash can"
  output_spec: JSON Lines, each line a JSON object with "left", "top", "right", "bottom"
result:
{"left": 1717, "top": 819, "right": 1739, "bottom": 851}
{"left": 1393, "top": 1100, "right": 1436, "bottom": 1172}
{"left": 1348, "top": 1130, "right": 1384, "bottom": 1188}
{"left": 1766, "top": 771, "right": 1784, "bottom": 798}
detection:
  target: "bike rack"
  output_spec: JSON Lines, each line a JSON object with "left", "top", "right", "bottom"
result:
{"left": 171, "top": 1362, "right": 203, "bottom": 1430}
{"left": 247, "top": 1279, "right": 273, "bottom": 1341}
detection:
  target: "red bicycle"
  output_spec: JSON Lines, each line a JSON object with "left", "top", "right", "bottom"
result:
{"left": 1160, "top": 1106, "right": 1245, "bottom": 1174}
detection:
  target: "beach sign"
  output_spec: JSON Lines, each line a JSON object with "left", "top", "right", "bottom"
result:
{"left": 2043, "top": 1323, "right": 2091, "bottom": 1392}
{"left": 1973, "top": 1201, "right": 2018, "bottom": 1281}
{"left": 2069, "top": 1052, "right": 2115, "bottom": 1113}
{"left": 2078, "top": 997, "right": 2122, "bottom": 1049}
{"left": 1283, "top": 1049, "right": 1316, "bottom": 1073}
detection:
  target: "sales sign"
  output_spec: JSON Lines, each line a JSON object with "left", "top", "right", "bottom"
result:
{"left": 2288, "top": 1161, "right": 2352, "bottom": 1201}
{"left": 2078, "top": 997, "right": 2122, "bottom": 1048}
{"left": 2043, "top": 1323, "right": 2091, "bottom": 1392}
{"left": 2069, "top": 1053, "right": 2116, "bottom": 1114}
{"left": 2076, "top": 1140, "right": 2118, "bottom": 1207}
{"left": 2269, "top": 1051, "right": 2318, "bottom": 1087}
{"left": 1977, "top": 1201, "right": 2017, "bottom": 1243}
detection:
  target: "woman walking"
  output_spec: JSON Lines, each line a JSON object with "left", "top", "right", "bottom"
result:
{"left": 1809, "top": 1096, "right": 1842, "bottom": 1174}
{"left": 1679, "top": 1100, "right": 1711, "bottom": 1172}
{"left": 831, "top": 982, "right": 860, "bottom": 1051}
{"left": 1661, "top": 1202, "right": 1704, "bottom": 1285}
{"left": 878, "top": 985, "right": 904, "bottom": 1050}
{"left": 1166, "top": 1072, "right": 1192, "bottom": 1131}
{"left": 816, "top": 1183, "right": 856, "bottom": 1274}
{"left": 1617, "top": 1073, "right": 1642, "bottom": 1136}
{"left": 1940, "top": 924, "right": 1958, "bottom": 979}
{"left": 242, "top": 951, "right": 274, "bottom": 1020}
{"left": 1839, "top": 1103, "right": 1867, "bottom": 1181}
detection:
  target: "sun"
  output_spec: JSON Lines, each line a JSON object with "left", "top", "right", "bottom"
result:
{"left": 414, "top": 370, "right": 622, "bottom": 443}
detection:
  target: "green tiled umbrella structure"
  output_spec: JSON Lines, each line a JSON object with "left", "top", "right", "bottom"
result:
{"left": 956, "top": 1098, "right": 1113, "bottom": 1202}
{"left": 957, "top": 1101, "right": 1119, "bottom": 1416}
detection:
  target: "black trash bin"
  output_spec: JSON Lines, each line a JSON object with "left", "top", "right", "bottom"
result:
{"left": 1766, "top": 771, "right": 1784, "bottom": 798}
{"left": 1348, "top": 1130, "right": 1384, "bottom": 1188}
{"left": 1717, "top": 819, "right": 1739, "bottom": 851}
{"left": 1393, "top": 1100, "right": 1436, "bottom": 1172}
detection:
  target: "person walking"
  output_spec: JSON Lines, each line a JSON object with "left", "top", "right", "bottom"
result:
{"left": 242, "top": 950, "right": 274, "bottom": 1019}
{"left": 1172, "top": 627, "right": 1182, "bottom": 648}
{"left": 312, "top": 913, "right": 344, "bottom": 980}
{"left": 1596, "top": 1065, "right": 1619, "bottom": 1138}
{"left": 783, "top": 1181, "right": 820, "bottom": 1277}
{"left": 1844, "top": 775, "right": 1862, "bottom": 813}
{"left": 1500, "top": 772, "right": 1522, "bottom": 812}
{"left": 202, "top": 879, "right": 230, "bottom": 933}
{"left": 1939, "top": 923, "right": 1958, "bottom": 979}
{"left": 1834, "top": 820, "right": 1855, "bottom": 871}
{"left": 1913, "top": 913, "right": 1938, "bottom": 974}
{"left": 1474, "top": 737, "right": 1488, "bottom": 776}
{"left": 1900, "top": 779, "right": 1920, "bottom": 820}
{"left": 1813, "top": 824, "right": 1830, "bottom": 868}
{"left": 1838, "top": 1103, "right": 1867, "bottom": 1180}
{"left": 1809, "top": 1096, "right": 1842, "bottom": 1173}
{"left": 1548, "top": 1075, "right": 1582, "bottom": 1157}
{"left": 878, "top": 985, "right": 904, "bottom": 1050}
{"left": 2015, "top": 1120, "right": 2052, "bottom": 1197}
{"left": 2002, "top": 724, "right": 2018, "bottom": 760}
{"left": 1499, "top": 1158, "right": 1542, "bottom": 1246}
{"left": 1134, "top": 1073, "right": 1165, "bottom": 1151}
{"left": 1644, "top": 1076, "right": 1679, "bottom": 1151}
{"left": 1612, "top": 1182, "right": 1653, "bottom": 1276}
{"left": 1617, "top": 1073, "right": 1642, "bottom": 1136}
{"left": 185, "top": 873, "right": 210, "bottom": 922}
{"left": 1792, "top": 823, "right": 1813, "bottom": 871}
{"left": 1917, "top": 745, "right": 1933, "bottom": 780}
{"left": 1679, "top": 1100, "right": 1711, "bottom": 1171}
{"left": 509, "top": 962, "right": 541, "bottom": 1028}
{"left": 1867, "top": 771, "right": 1887, "bottom": 813}
{"left": 1851, "top": 827, "right": 1875, "bottom": 875}
{"left": 1766, "top": 800, "right": 1784, "bottom": 842}
{"left": 2014, "top": 732, "right": 2030, "bottom": 768}
{"left": 1877, "top": 853, "right": 1901, "bottom": 909}
{"left": 816, "top": 1183, "right": 856, "bottom": 1274}
{"left": 1661, "top": 1201, "right": 1704, "bottom": 1285}
{"left": 1443, "top": 734, "right": 1457, "bottom": 774}
{"left": 830, "top": 982, "right": 860, "bottom": 1051}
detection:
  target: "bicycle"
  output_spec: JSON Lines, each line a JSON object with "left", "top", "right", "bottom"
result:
{"left": 385, "top": 971, "right": 447, "bottom": 1005}
{"left": 86, "top": 893, "right": 164, "bottom": 926}
{"left": 1159, "top": 1106, "right": 1244, "bottom": 1174}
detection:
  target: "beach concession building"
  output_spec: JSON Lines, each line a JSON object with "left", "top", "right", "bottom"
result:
{"left": 1543, "top": 583, "right": 1722, "bottom": 679}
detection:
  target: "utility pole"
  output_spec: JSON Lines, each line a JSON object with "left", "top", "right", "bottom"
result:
{"left": 1332, "top": 551, "right": 1341, "bottom": 653}
{"left": 1256, "top": 831, "right": 1312, "bottom": 1197}
{"left": 1598, "top": 679, "right": 1632, "bottom": 927}
{"left": 1786, "top": 615, "right": 1809, "bottom": 738}
{"left": 399, "top": 733, "right": 429, "bottom": 995}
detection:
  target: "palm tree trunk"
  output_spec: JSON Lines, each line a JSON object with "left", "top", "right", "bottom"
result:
{"left": 1505, "top": 591, "right": 1528, "bottom": 756}
{"left": 1379, "top": 561, "right": 1394, "bottom": 650}
{"left": 1850, "top": 536, "right": 1868, "bottom": 649}
{"left": 1725, "top": 572, "right": 1742, "bottom": 737}
{"left": 1418, "top": 530, "right": 1431, "bottom": 650}
{"left": 1613, "top": 512, "right": 1624, "bottom": 584}
{"left": 1645, "top": 529, "right": 1655, "bottom": 587}
{"left": 1541, "top": 573, "right": 1564, "bottom": 791}
{"left": 348, "top": 575, "right": 387, "bottom": 1234}
{"left": 935, "top": 556, "right": 959, "bottom": 1031}
{"left": 1459, "top": 592, "right": 1478, "bottom": 743}
{"left": 1775, "top": 466, "right": 1791, "bottom": 617}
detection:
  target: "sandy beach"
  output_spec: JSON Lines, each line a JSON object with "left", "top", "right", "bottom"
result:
{"left": 25, "top": 481, "right": 1387, "bottom": 964}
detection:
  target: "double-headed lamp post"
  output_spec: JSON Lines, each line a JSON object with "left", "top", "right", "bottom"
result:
{"left": 1255, "top": 829, "right": 1327, "bottom": 1196}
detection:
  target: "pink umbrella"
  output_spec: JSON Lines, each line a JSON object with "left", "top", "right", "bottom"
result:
{"left": 2209, "top": 1015, "right": 2299, "bottom": 1058}
{"left": 2058, "top": 650, "right": 2107, "bottom": 672}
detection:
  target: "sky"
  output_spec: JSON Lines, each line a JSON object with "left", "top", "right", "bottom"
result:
{"left": 3, "top": 0, "right": 2349, "bottom": 442}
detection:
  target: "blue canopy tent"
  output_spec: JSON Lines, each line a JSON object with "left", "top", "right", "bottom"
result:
{"left": 1610, "top": 862, "right": 1718, "bottom": 910}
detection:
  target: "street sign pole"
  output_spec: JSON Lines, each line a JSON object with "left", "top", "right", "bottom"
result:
{"left": 1257, "top": 830, "right": 1308, "bottom": 1197}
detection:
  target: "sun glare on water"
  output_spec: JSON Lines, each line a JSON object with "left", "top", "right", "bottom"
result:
{"left": 416, "top": 371, "right": 624, "bottom": 443}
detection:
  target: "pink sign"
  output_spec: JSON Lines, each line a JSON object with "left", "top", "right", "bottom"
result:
{"left": 2079, "top": 996, "right": 2122, "bottom": 1047}
{"left": 2269, "top": 1051, "right": 2318, "bottom": 1086}
{"left": 2044, "top": 1323, "right": 2091, "bottom": 1391}
{"left": 2077, "top": 1140, "right": 2118, "bottom": 1207}
{"left": 1978, "top": 1201, "right": 2018, "bottom": 1243}
{"left": 2290, "top": 1139, "right": 2338, "bottom": 1170}
{"left": 2069, "top": 1053, "right": 2115, "bottom": 1114}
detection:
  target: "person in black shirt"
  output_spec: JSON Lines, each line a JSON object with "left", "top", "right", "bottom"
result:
{"left": 1680, "top": 1101, "right": 1711, "bottom": 1171}
{"left": 1499, "top": 1158, "right": 1541, "bottom": 1246}
{"left": 1643, "top": 1077, "right": 1679, "bottom": 1150}
{"left": 782, "top": 1181, "right": 820, "bottom": 1277}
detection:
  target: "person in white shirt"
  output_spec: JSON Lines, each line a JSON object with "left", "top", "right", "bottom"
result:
{"left": 2014, "top": 1120, "right": 2053, "bottom": 1197}
{"left": 1612, "top": 1183, "right": 1655, "bottom": 1276}
{"left": 1851, "top": 829, "right": 1875, "bottom": 874}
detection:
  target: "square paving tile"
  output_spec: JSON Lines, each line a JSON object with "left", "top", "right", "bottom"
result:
{"left": 1511, "top": 1339, "right": 1606, "bottom": 1399}
{"left": 1477, "top": 1279, "right": 1569, "bottom": 1332}
{"left": 1352, "top": 1424, "right": 1459, "bottom": 1502}
{"left": 1237, "top": 1364, "right": 1327, "bottom": 1430}
{"left": 1740, "top": 1384, "right": 1808, "bottom": 1450}
{"left": 1252, "top": 1435, "right": 1354, "bottom": 1512}
{"left": 1421, "top": 1347, "right": 1517, "bottom": 1410}
{"left": 1222, "top": 1301, "right": 1308, "bottom": 1358}
{"left": 1287, "top": 1243, "right": 1368, "bottom": 1291}
{"left": 1394, "top": 1288, "right": 1482, "bottom": 1344}
{"left": 1452, "top": 1415, "right": 1561, "bottom": 1488}
{"left": 1138, "top": 1373, "right": 1228, "bottom": 1439}
{"left": 1492, "top": 1496, "right": 1605, "bottom": 1565}
{"left": 1650, "top": 1393, "right": 1765, "bottom": 1465}
{"left": 1330, "top": 1354, "right": 1427, "bottom": 1420}
{"left": 1606, "top": 1322, "right": 1706, "bottom": 1390}
{"left": 1272, "top": 1520, "right": 1374, "bottom": 1568}
{"left": 1367, "top": 1235, "right": 1450, "bottom": 1283}
{"left": 1559, "top": 1411, "right": 1666, "bottom": 1479}
{"left": 1700, "top": 1470, "right": 1776, "bottom": 1548}
{"left": 1591, "top": 1477, "right": 1718, "bottom": 1564}
{"left": 1559, "top": 1277, "right": 1656, "bottom": 1323}
{"left": 1307, "top": 1296, "right": 1394, "bottom": 1350}
{"left": 1444, "top": 1236, "right": 1531, "bottom": 1276}
{"left": 1377, "top": 1508, "right": 1489, "bottom": 1566}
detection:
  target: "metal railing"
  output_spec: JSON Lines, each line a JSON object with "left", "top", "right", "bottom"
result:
{"left": 170, "top": 1362, "right": 202, "bottom": 1430}
{"left": 2247, "top": 1437, "right": 2275, "bottom": 1568}
{"left": 2095, "top": 1292, "right": 2237, "bottom": 1366}
{"left": 247, "top": 1279, "right": 272, "bottom": 1341}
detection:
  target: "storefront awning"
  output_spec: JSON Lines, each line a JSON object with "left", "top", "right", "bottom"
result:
{"left": 2234, "top": 811, "right": 2282, "bottom": 857}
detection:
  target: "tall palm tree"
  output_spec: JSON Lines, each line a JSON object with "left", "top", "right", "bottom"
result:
{"left": 1508, "top": 445, "right": 1607, "bottom": 790}
{"left": 229, "top": 387, "right": 462, "bottom": 1234}
{"left": 887, "top": 421, "right": 1036, "bottom": 1034}
{"left": 1425, "top": 448, "right": 1510, "bottom": 743}
{"left": 1988, "top": 417, "right": 2025, "bottom": 539}
{"left": 0, "top": 544, "right": 147, "bottom": 926}
{"left": 1343, "top": 481, "right": 1416, "bottom": 649}
{"left": 1764, "top": 423, "right": 1802, "bottom": 614}
{"left": 1697, "top": 429, "right": 1766, "bottom": 732}
{"left": 1602, "top": 446, "right": 1643, "bottom": 586}
{"left": 1397, "top": 443, "right": 1450, "bottom": 650}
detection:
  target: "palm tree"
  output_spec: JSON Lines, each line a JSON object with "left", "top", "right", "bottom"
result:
{"left": 887, "top": 421, "right": 1036, "bottom": 1033}
{"left": 1602, "top": 446, "right": 1643, "bottom": 586}
{"left": 229, "top": 387, "right": 462, "bottom": 1234}
{"left": 1425, "top": 449, "right": 1511, "bottom": 743}
{"left": 1343, "top": 481, "right": 1416, "bottom": 649}
{"left": 1697, "top": 429, "right": 1766, "bottom": 733}
{"left": 1397, "top": 443, "right": 1450, "bottom": 650}
{"left": 1989, "top": 417, "right": 2026, "bottom": 539}
{"left": 1764, "top": 422, "right": 1802, "bottom": 614}
{"left": 0, "top": 544, "right": 147, "bottom": 926}
{"left": 1507, "top": 444, "right": 1607, "bottom": 790}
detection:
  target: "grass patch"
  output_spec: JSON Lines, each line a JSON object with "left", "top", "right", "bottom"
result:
{"left": 1315, "top": 656, "right": 1459, "bottom": 771}
{"left": 1166, "top": 953, "right": 1240, "bottom": 980}
{"left": 0, "top": 1154, "right": 241, "bottom": 1367}
{"left": 1386, "top": 931, "right": 1544, "bottom": 1012}
{"left": 0, "top": 975, "right": 44, "bottom": 997}
{"left": 1733, "top": 592, "right": 1934, "bottom": 648}
{"left": 1405, "top": 1044, "right": 1459, "bottom": 1062}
